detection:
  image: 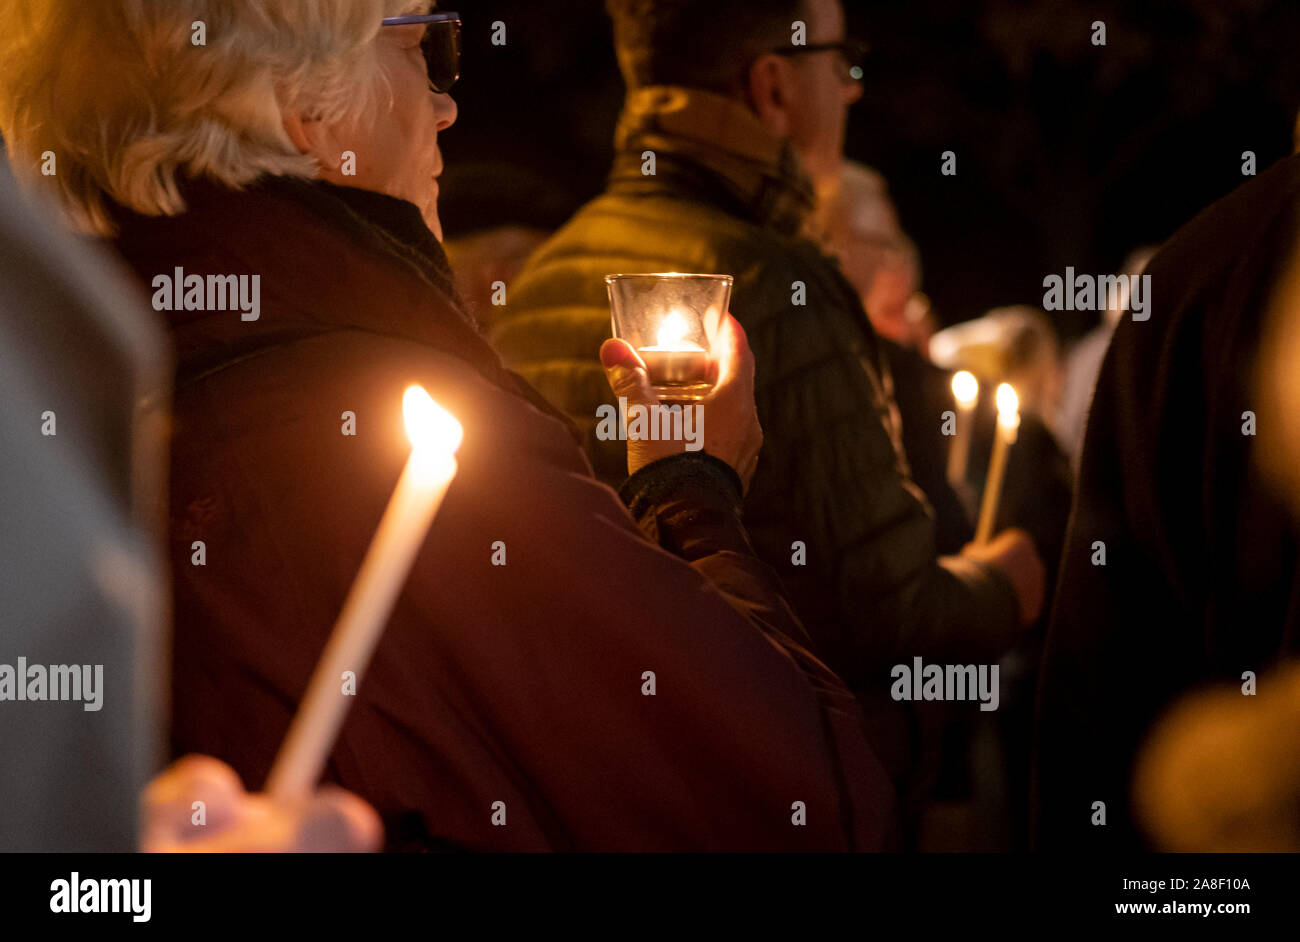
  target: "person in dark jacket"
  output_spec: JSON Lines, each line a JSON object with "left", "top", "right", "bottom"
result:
{"left": 0, "top": 0, "right": 899, "bottom": 851}
{"left": 493, "top": 0, "right": 1045, "bottom": 818}
{"left": 1034, "top": 155, "right": 1300, "bottom": 850}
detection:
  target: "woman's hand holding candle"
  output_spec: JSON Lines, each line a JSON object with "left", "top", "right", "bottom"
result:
{"left": 601, "top": 312, "right": 762, "bottom": 489}
{"left": 962, "top": 382, "right": 1045, "bottom": 628}
{"left": 142, "top": 755, "right": 382, "bottom": 853}
{"left": 959, "top": 528, "right": 1046, "bottom": 630}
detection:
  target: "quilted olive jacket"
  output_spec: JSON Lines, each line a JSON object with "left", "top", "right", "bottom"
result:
{"left": 494, "top": 88, "right": 1019, "bottom": 697}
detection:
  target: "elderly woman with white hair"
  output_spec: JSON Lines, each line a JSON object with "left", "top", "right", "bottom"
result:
{"left": 0, "top": 0, "right": 899, "bottom": 850}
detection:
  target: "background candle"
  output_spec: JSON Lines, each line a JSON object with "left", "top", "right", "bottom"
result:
{"left": 946, "top": 370, "right": 980, "bottom": 489}
{"left": 975, "top": 382, "right": 1020, "bottom": 545}
{"left": 266, "top": 385, "right": 462, "bottom": 801}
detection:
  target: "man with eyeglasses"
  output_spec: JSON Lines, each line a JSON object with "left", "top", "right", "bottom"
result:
{"left": 497, "top": 0, "right": 1046, "bottom": 833}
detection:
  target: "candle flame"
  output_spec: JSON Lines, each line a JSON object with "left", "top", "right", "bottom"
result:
{"left": 995, "top": 382, "right": 1019, "bottom": 419}
{"left": 403, "top": 385, "right": 463, "bottom": 457}
{"left": 951, "top": 370, "right": 979, "bottom": 405}
{"left": 657, "top": 311, "right": 690, "bottom": 347}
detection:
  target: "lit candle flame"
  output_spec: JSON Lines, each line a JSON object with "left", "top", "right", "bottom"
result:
{"left": 995, "top": 383, "right": 1019, "bottom": 425}
{"left": 403, "top": 385, "right": 463, "bottom": 480}
{"left": 657, "top": 311, "right": 690, "bottom": 347}
{"left": 951, "top": 370, "right": 979, "bottom": 406}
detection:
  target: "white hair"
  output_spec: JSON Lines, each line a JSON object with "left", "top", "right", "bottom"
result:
{"left": 0, "top": 0, "right": 426, "bottom": 234}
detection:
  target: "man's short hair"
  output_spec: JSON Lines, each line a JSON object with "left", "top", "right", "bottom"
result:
{"left": 605, "top": 0, "right": 807, "bottom": 94}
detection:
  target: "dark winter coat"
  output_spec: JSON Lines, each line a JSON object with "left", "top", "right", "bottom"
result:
{"left": 109, "top": 175, "right": 899, "bottom": 851}
{"left": 1033, "top": 155, "right": 1300, "bottom": 849}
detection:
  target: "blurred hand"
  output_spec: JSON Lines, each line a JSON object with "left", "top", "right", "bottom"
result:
{"left": 141, "top": 755, "right": 382, "bottom": 853}
{"left": 601, "top": 312, "right": 763, "bottom": 490}
{"left": 961, "top": 528, "right": 1046, "bottom": 627}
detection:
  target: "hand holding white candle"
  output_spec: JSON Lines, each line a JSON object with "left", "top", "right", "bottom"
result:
{"left": 946, "top": 370, "right": 980, "bottom": 489}
{"left": 974, "top": 383, "right": 1019, "bottom": 545}
{"left": 266, "top": 385, "right": 462, "bottom": 801}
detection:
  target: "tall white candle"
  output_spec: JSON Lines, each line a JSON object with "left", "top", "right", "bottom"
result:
{"left": 267, "top": 385, "right": 462, "bottom": 800}
{"left": 946, "top": 370, "right": 979, "bottom": 489}
{"left": 975, "top": 383, "right": 1019, "bottom": 545}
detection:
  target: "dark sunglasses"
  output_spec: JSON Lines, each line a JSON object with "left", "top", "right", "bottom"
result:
{"left": 381, "top": 11, "right": 461, "bottom": 93}
{"left": 769, "top": 37, "right": 869, "bottom": 84}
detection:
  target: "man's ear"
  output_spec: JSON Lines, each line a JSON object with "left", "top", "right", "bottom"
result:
{"left": 746, "top": 55, "right": 793, "bottom": 137}
{"left": 282, "top": 113, "right": 342, "bottom": 173}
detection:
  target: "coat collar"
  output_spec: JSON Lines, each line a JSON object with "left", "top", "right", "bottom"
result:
{"left": 608, "top": 85, "right": 817, "bottom": 238}
{"left": 108, "top": 174, "right": 581, "bottom": 439}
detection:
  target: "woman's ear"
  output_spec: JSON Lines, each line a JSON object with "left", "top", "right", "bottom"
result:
{"left": 282, "top": 112, "right": 342, "bottom": 173}
{"left": 745, "top": 56, "right": 793, "bottom": 138}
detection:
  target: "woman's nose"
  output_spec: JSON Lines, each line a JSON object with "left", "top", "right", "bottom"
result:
{"left": 434, "top": 92, "right": 458, "bottom": 131}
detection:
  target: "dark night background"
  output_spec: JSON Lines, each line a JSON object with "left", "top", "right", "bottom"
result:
{"left": 438, "top": 0, "right": 1300, "bottom": 338}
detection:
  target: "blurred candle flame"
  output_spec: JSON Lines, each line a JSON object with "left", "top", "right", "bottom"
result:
{"left": 657, "top": 311, "right": 690, "bottom": 348}
{"left": 952, "top": 370, "right": 979, "bottom": 406}
{"left": 995, "top": 382, "right": 1019, "bottom": 424}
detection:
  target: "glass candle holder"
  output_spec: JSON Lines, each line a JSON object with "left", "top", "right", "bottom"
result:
{"left": 605, "top": 273, "right": 733, "bottom": 401}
